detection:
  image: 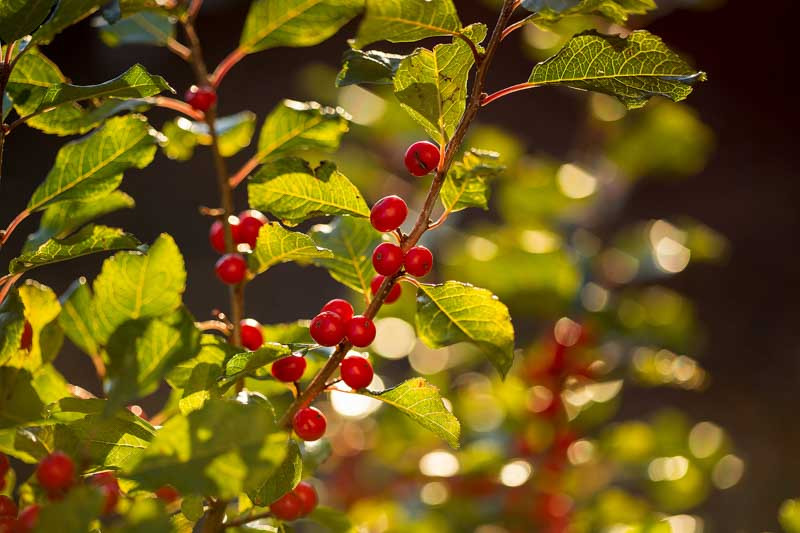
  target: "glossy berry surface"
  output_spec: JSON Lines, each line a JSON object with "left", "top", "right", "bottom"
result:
{"left": 0, "top": 496, "right": 16, "bottom": 518}
{"left": 293, "top": 407, "right": 327, "bottom": 441}
{"left": 372, "top": 242, "right": 404, "bottom": 276}
{"left": 270, "top": 491, "right": 302, "bottom": 521}
{"left": 271, "top": 355, "right": 307, "bottom": 383}
{"left": 371, "top": 275, "right": 402, "bottom": 304}
{"left": 346, "top": 316, "right": 376, "bottom": 348}
{"left": 0, "top": 453, "right": 8, "bottom": 477}
{"left": 20, "top": 321, "right": 32, "bottom": 351}
{"left": 155, "top": 485, "right": 180, "bottom": 503}
{"left": 404, "top": 245, "right": 433, "bottom": 277}
{"left": 404, "top": 141, "right": 440, "bottom": 176}
{"left": 293, "top": 481, "right": 318, "bottom": 516}
{"left": 340, "top": 356, "right": 374, "bottom": 389}
{"left": 370, "top": 195, "right": 408, "bottom": 232}
{"left": 209, "top": 216, "right": 240, "bottom": 254}
{"left": 321, "top": 299, "right": 353, "bottom": 323}
{"left": 237, "top": 210, "right": 267, "bottom": 248}
{"left": 184, "top": 85, "right": 216, "bottom": 111}
{"left": 240, "top": 318, "right": 264, "bottom": 350}
{"left": 36, "top": 451, "right": 75, "bottom": 492}
{"left": 90, "top": 472, "right": 120, "bottom": 515}
{"left": 214, "top": 253, "right": 247, "bottom": 284}
{"left": 309, "top": 311, "right": 346, "bottom": 347}
{"left": 16, "top": 505, "right": 39, "bottom": 532}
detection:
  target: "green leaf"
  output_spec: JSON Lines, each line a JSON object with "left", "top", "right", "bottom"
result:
{"left": 416, "top": 281, "right": 515, "bottom": 376}
{"left": 0, "top": 0, "right": 56, "bottom": 43}
{"left": 309, "top": 506, "right": 356, "bottom": 533}
{"left": 126, "top": 398, "right": 290, "bottom": 499}
{"left": 8, "top": 282, "right": 64, "bottom": 371}
{"left": 167, "top": 335, "right": 235, "bottom": 390}
{"left": 99, "top": 11, "right": 176, "bottom": 47}
{"left": 25, "top": 191, "right": 135, "bottom": 251}
{"left": 355, "top": 377, "right": 460, "bottom": 449}
{"left": 105, "top": 307, "right": 200, "bottom": 409}
{"left": 262, "top": 320, "right": 313, "bottom": 345}
{"left": 161, "top": 111, "right": 256, "bottom": 160}
{"left": 780, "top": 499, "right": 800, "bottom": 533}
{"left": 308, "top": 216, "right": 381, "bottom": 296}
{"left": 0, "top": 291, "right": 26, "bottom": 366}
{"left": 249, "top": 440, "right": 302, "bottom": 506}
{"left": 222, "top": 344, "right": 292, "bottom": 384}
{"left": 528, "top": 30, "right": 707, "bottom": 109}
{"left": 31, "top": 0, "right": 107, "bottom": 44}
{"left": 33, "top": 486, "right": 104, "bottom": 532}
{"left": 240, "top": 0, "right": 364, "bottom": 54}
{"left": 393, "top": 24, "right": 486, "bottom": 145}
{"left": 353, "top": 0, "right": 462, "bottom": 49}
{"left": 253, "top": 100, "right": 350, "bottom": 171}
{"left": 248, "top": 158, "right": 369, "bottom": 226}
{"left": 0, "top": 368, "right": 45, "bottom": 429}
{"left": 248, "top": 222, "right": 332, "bottom": 275}
{"left": 31, "top": 64, "right": 172, "bottom": 114}
{"left": 47, "top": 397, "right": 156, "bottom": 469}
{"left": 9, "top": 225, "right": 140, "bottom": 274}
{"left": 27, "top": 115, "right": 157, "bottom": 211}
{"left": 441, "top": 149, "right": 503, "bottom": 212}
{"left": 522, "top": 0, "right": 655, "bottom": 24}
{"left": 92, "top": 234, "right": 186, "bottom": 343}
{"left": 113, "top": 499, "right": 174, "bottom": 533}
{"left": 59, "top": 278, "right": 100, "bottom": 359}
{"left": 336, "top": 49, "right": 405, "bottom": 87}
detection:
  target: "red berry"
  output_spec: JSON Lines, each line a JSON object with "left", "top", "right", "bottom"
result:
{"left": 240, "top": 318, "right": 264, "bottom": 350}
{"left": 293, "top": 481, "right": 317, "bottom": 517}
{"left": 0, "top": 454, "right": 8, "bottom": 478}
{"left": 404, "top": 141, "right": 440, "bottom": 176}
{"left": 155, "top": 485, "right": 180, "bottom": 503}
{"left": 20, "top": 321, "right": 32, "bottom": 351}
{"left": 90, "top": 472, "right": 120, "bottom": 515}
{"left": 372, "top": 242, "right": 404, "bottom": 276}
{"left": 0, "top": 517, "right": 16, "bottom": 533}
{"left": 270, "top": 491, "right": 302, "bottom": 521}
{"left": 237, "top": 210, "right": 267, "bottom": 248}
{"left": 209, "top": 216, "right": 241, "bottom": 254}
{"left": 320, "top": 299, "right": 353, "bottom": 323}
{"left": 0, "top": 496, "right": 16, "bottom": 518}
{"left": 127, "top": 405, "right": 148, "bottom": 420}
{"left": 16, "top": 505, "right": 39, "bottom": 532}
{"left": 370, "top": 195, "right": 408, "bottom": 232}
{"left": 184, "top": 85, "right": 216, "bottom": 111}
{"left": 340, "top": 356, "right": 374, "bottom": 389}
{"left": 292, "top": 407, "right": 327, "bottom": 441}
{"left": 215, "top": 253, "right": 247, "bottom": 284}
{"left": 36, "top": 451, "right": 74, "bottom": 493}
{"left": 271, "top": 355, "right": 307, "bottom": 383}
{"left": 309, "top": 311, "right": 346, "bottom": 347}
{"left": 404, "top": 245, "right": 433, "bottom": 277}
{"left": 370, "top": 275, "right": 402, "bottom": 304}
{"left": 346, "top": 316, "right": 376, "bottom": 348}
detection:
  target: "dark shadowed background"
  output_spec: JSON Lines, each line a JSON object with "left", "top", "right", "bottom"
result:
{"left": 1, "top": 1, "right": 797, "bottom": 530}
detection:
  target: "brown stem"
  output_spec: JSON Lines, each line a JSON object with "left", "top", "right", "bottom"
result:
{"left": 0, "top": 209, "right": 30, "bottom": 247}
{"left": 201, "top": 499, "right": 227, "bottom": 533}
{"left": 222, "top": 510, "right": 272, "bottom": 529}
{"left": 501, "top": 14, "right": 536, "bottom": 41}
{"left": 481, "top": 82, "right": 538, "bottom": 106}
{"left": 277, "top": 0, "right": 519, "bottom": 428}
{"left": 195, "top": 320, "right": 232, "bottom": 335}
{"left": 211, "top": 47, "right": 247, "bottom": 89}
{"left": 148, "top": 96, "right": 206, "bottom": 120}
{"left": 228, "top": 152, "right": 260, "bottom": 189}
{"left": 181, "top": 17, "right": 244, "bottom": 348}
{"left": 166, "top": 37, "right": 192, "bottom": 61}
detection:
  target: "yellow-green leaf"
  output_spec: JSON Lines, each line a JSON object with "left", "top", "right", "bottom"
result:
{"left": 249, "top": 222, "right": 333, "bottom": 275}
{"left": 353, "top": 0, "right": 462, "bottom": 49}
{"left": 440, "top": 149, "right": 503, "bottom": 212}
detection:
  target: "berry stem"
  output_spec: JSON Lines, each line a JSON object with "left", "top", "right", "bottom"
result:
{"left": 481, "top": 82, "right": 538, "bottom": 106}
{"left": 211, "top": 47, "right": 247, "bottom": 89}
{"left": 146, "top": 96, "right": 206, "bottom": 120}
{"left": 277, "top": 0, "right": 519, "bottom": 428}
{"left": 0, "top": 208, "right": 30, "bottom": 249}
{"left": 501, "top": 14, "right": 537, "bottom": 41}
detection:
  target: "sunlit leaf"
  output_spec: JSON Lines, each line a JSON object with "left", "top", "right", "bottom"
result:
{"left": 99, "top": 11, "right": 175, "bottom": 47}
{"left": 336, "top": 49, "right": 406, "bottom": 87}
{"left": 528, "top": 30, "right": 706, "bottom": 109}
{"left": 5, "top": 282, "right": 64, "bottom": 371}
{"left": 522, "top": 0, "right": 655, "bottom": 24}
{"left": 249, "top": 440, "right": 302, "bottom": 506}
{"left": 353, "top": 0, "right": 462, "bottom": 49}
{"left": 222, "top": 344, "right": 292, "bottom": 385}
{"left": 441, "top": 149, "right": 503, "bottom": 212}
{"left": 248, "top": 158, "right": 369, "bottom": 226}
{"left": 59, "top": 278, "right": 100, "bottom": 360}
{"left": 249, "top": 222, "right": 333, "bottom": 275}
{"left": 31, "top": 0, "right": 108, "bottom": 44}
{"left": 126, "top": 398, "right": 290, "bottom": 499}
{"left": 308, "top": 216, "right": 381, "bottom": 297}
{"left": 167, "top": 335, "right": 235, "bottom": 390}
{"left": 161, "top": 111, "right": 256, "bottom": 160}
{"left": 240, "top": 0, "right": 363, "bottom": 53}
{"left": 394, "top": 24, "right": 486, "bottom": 145}
{"left": 416, "top": 281, "right": 515, "bottom": 376}
{"left": 9, "top": 225, "right": 140, "bottom": 274}
{"left": 27, "top": 115, "right": 157, "bottom": 211}
{"left": 0, "top": 0, "right": 56, "bottom": 43}
{"left": 355, "top": 377, "right": 460, "bottom": 449}
{"left": 309, "top": 506, "right": 355, "bottom": 533}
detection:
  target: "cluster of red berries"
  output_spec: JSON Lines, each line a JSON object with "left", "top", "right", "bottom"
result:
{"left": 210, "top": 209, "right": 267, "bottom": 285}
{"left": 309, "top": 299, "right": 375, "bottom": 348}
{"left": 184, "top": 85, "right": 217, "bottom": 112}
{"left": 270, "top": 481, "right": 317, "bottom": 521}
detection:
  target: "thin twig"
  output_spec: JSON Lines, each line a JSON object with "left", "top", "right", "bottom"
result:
{"left": 210, "top": 47, "right": 247, "bottom": 88}
{"left": 222, "top": 510, "right": 272, "bottom": 529}
{"left": 195, "top": 320, "right": 232, "bottom": 335}
{"left": 147, "top": 96, "right": 206, "bottom": 120}
{"left": 0, "top": 273, "right": 22, "bottom": 307}
{"left": 501, "top": 13, "right": 536, "bottom": 41}
{"left": 166, "top": 37, "right": 192, "bottom": 61}
{"left": 453, "top": 32, "right": 484, "bottom": 64}
{"left": 481, "top": 82, "right": 538, "bottom": 106}
{"left": 0, "top": 209, "right": 31, "bottom": 247}
{"left": 228, "top": 153, "right": 259, "bottom": 188}
{"left": 277, "top": 0, "right": 520, "bottom": 429}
